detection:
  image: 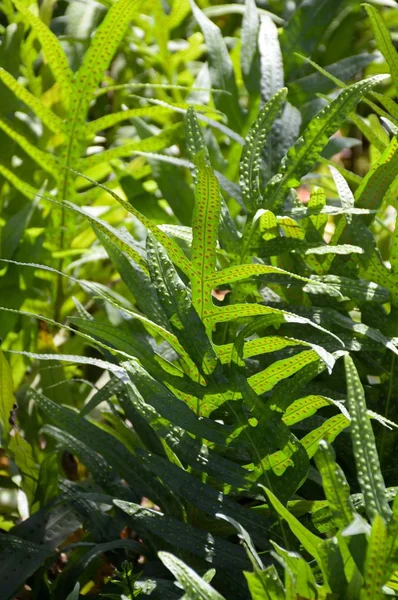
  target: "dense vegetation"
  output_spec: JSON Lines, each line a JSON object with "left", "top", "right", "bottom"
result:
{"left": 1, "top": 0, "right": 398, "bottom": 598}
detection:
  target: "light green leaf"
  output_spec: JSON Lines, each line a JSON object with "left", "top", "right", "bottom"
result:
{"left": 13, "top": 0, "right": 74, "bottom": 101}
{"left": 64, "top": 173, "right": 193, "bottom": 278}
{"left": 73, "top": 0, "right": 144, "bottom": 115}
{"left": 259, "top": 16, "right": 284, "bottom": 103}
{"left": 362, "top": 514, "right": 388, "bottom": 600}
{"left": 240, "top": 88, "right": 287, "bottom": 213}
{"left": 215, "top": 336, "right": 302, "bottom": 364}
{"left": 244, "top": 565, "right": 285, "bottom": 599}
{"left": 329, "top": 165, "right": 354, "bottom": 215}
{"left": 159, "top": 552, "right": 226, "bottom": 600}
{"left": 364, "top": 3, "right": 398, "bottom": 92}
{"left": 189, "top": 0, "right": 242, "bottom": 129}
{"left": 168, "top": 0, "right": 191, "bottom": 30}
{"left": 0, "top": 116, "right": 59, "bottom": 176}
{"left": 315, "top": 440, "right": 355, "bottom": 531}
{"left": 344, "top": 354, "right": 392, "bottom": 522}
{"left": 208, "top": 261, "right": 338, "bottom": 294}
{"left": 271, "top": 542, "right": 318, "bottom": 600}
{"left": 301, "top": 414, "right": 349, "bottom": 458}
{"left": 0, "top": 350, "right": 15, "bottom": 442}
{"left": 8, "top": 432, "right": 38, "bottom": 505}
{"left": 0, "top": 68, "right": 64, "bottom": 134}
{"left": 205, "top": 304, "right": 344, "bottom": 348}
{"left": 248, "top": 350, "right": 319, "bottom": 395}
{"left": 241, "top": 0, "right": 260, "bottom": 96}
{"left": 355, "top": 136, "right": 398, "bottom": 219}
{"left": 282, "top": 395, "right": 334, "bottom": 426}
{"left": 0, "top": 163, "right": 39, "bottom": 200}
{"left": 186, "top": 107, "right": 221, "bottom": 317}
{"left": 305, "top": 244, "right": 364, "bottom": 255}
{"left": 78, "top": 122, "right": 184, "bottom": 170}
{"left": 266, "top": 75, "right": 390, "bottom": 210}
{"left": 262, "top": 487, "right": 327, "bottom": 582}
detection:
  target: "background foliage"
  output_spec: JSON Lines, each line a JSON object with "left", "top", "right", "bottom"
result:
{"left": 1, "top": 0, "right": 398, "bottom": 598}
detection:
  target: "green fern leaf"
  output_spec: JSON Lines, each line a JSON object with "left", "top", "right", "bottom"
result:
{"left": 329, "top": 165, "right": 354, "bottom": 216}
{"left": 301, "top": 414, "right": 349, "bottom": 458}
{"left": 262, "top": 487, "right": 327, "bottom": 581}
{"left": 248, "top": 350, "right": 319, "bottom": 396}
{"left": 140, "top": 452, "right": 269, "bottom": 547}
{"left": 362, "top": 514, "right": 388, "bottom": 600}
{"left": 244, "top": 564, "right": 285, "bottom": 600}
{"left": 60, "top": 200, "right": 149, "bottom": 273}
{"left": 86, "top": 106, "right": 177, "bottom": 136}
{"left": 0, "top": 68, "right": 65, "bottom": 134}
{"left": 86, "top": 102, "right": 215, "bottom": 137}
{"left": 350, "top": 113, "right": 388, "bottom": 154}
{"left": 305, "top": 244, "right": 364, "bottom": 255}
{"left": 126, "top": 361, "right": 227, "bottom": 444}
{"left": 145, "top": 234, "right": 218, "bottom": 378}
{"left": 215, "top": 336, "right": 303, "bottom": 364}
{"left": 96, "top": 229, "right": 170, "bottom": 329}
{"left": 0, "top": 164, "right": 39, "bottom": 200}
{"left": 344, "top": 354, "right": 392, "bottom": 522}
{"left": 186, "top": 107, "right": 221, "bottom": 317}
{"left": 315, "top": 440, "right": 355, "bottom": 530}
{"left": 78, "top": 122, "right": 184, "bottom": 170}
{"left": 72, "top": 0, "right": 144, "bottom": 116}
{"left": 241, "top": 0, "right": 260, "bottom": 96}
{"left": 355, "top": 136, "right": 398, "bottom": 219}
{"left": 65, "top": 173, "right": 193, "bottom": 278}
{"left": 303, "top": 275, "right": 388, "bottom": 303}
{"left": 208, "top": 262, "right": 337, "bottom": 295}
{"left": 165, "top": 428, "right": 250, "bottom": 490}
{"left": 41, "top": 424, "right": 121, "bottom": 491}
{"left": 1, "top": 257, "right": 196, "bottom": 375}
{"left": 159, "top": 552, "right": 226, "bottom": 600}
{"left": 0, "top": 116, "right": 59, "bottom": 176}
{"left": 240, "top": 88, "right": 287, "bottom": 213}
{"left": 31, "top": 389, "right": 169, "bottom": 504}
{"left": 0, "top": 534, "right": 52, "bottom": 600}
{"left": 168, "top": 0, "right": 191, "bottom": 30}
{"left": 13, "top": 0, "right": 74, "bottom": 101}
{"left": 259, "top": 16, "right": 284, "bottom": 103}
{"left": 364, "top": 3, "right": 398, "bottom": 92}
{"left": 205, "top": 304, "right": 344, "bottom": 348}
{"left": 189, "top": 0, "right": 242, "bottom": 129}
{"left": 114, "top": 499, "right": 250, "bottom": 570}
{"left": 0, "top": 350, "right": 16, "bottom": 443}
{"left": 282, "top": 395, "right": 336, "bottom": 427}
{"left": 266, "top": 75, "right": 390, "bottom": 210}
{"left": 280, "top": 0, "right": 346, "bottom": 79}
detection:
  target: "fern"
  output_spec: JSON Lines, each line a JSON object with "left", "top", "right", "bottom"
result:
{"left": 2, "top": 1, "right": 398, "bottom": 598}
